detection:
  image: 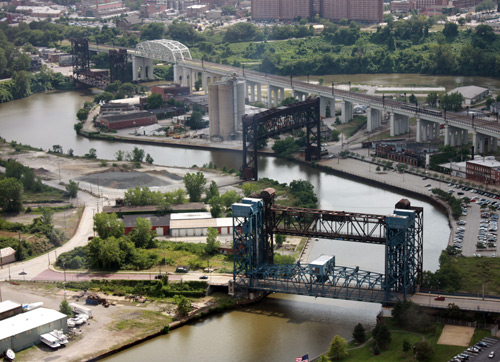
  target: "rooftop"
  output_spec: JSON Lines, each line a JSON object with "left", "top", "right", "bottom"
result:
{"left": 0, "top": 247, "right": 15, "bottom": 258}
{"left": 449, "top": 85, "right": 489, "bottom": 99}
{"left": 170, "top": 212, "right": 212, "bottom": 220}
{"left": 0, "top": 308, "right": 66, "bottom": 340}
{"left": 0, "top": 300, "right": 21, "bottom": 314}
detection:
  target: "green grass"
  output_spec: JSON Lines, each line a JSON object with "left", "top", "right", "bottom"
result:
{"left": 336, "top": 116, "right": 367, "bottom": 138}
{"left": 113, "top": 310, "right": 172, "bottom": 332}
{"left": 453, "top": 256, "right": 500, "bottom": 295}
{"left": 335, "top": 320, "right": 492, "bottom": 362}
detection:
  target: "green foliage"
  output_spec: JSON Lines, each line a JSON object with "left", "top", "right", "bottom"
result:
{"left": 391, "top": 300, "right": 434, "bottom": 333}
{"left": 84, "top": 148, "right": 97, "bottom": 159}
{"left": 124, "top": 187, "right": 164, "bottom": 206}
{"left": 183, "top": 171, "right": 206, "bottom": 202}
{"left": 414, "top": 341, "right": 434, "bottom": 361}
{"left": 272, "top": 137, "right": 300, "bottom": 158}
{"left": 205, "top": 181, "right": 219, "bottom": 202}
{"left": 130, "top": 217, "right": 154, "bottom": 249}
{"left": 289, "top": 180, "right": 318, "bottom": 208}
{"left": 372, "top": 322, "right": 392, "bottom": 349}
{"left": 220, "top": 190, "right": 240, "bottom": 209}
{"left": 65, "top": 180, "right": 79, "bottom": 198}
{"left": 74, "top": 122, "right": 83, "bottom": 134}
{"left": 352, "top": 323, "right": 366, "bottom": 343}
{"left": 275, "top": 234, "right": 286, "bottom": 247}
{"left": 431, "top": 188, "right": 462, "bottom": 219}
{"left": 185, "top": 111, "right": 205, "bottom": 130}
{"left": 0, "top": 178, "right": 23, "bottom": 212}
{"left": 208, "top": 196, "right": 223, "bottom": 218}
{"left": 59, "top": 300, "right": 73, "bottom": 317}
{"left": 242, "top": 183, "right": 261, "bottom": 197}
{"left": 93, "top": 212, "right": 124, "bottom": 239}
{"left": 76, "top": 108, "right": 89, "bottom": 122}
{"left": 146, "top": 93, "right": 163, "bottom": 109}
{"left": 273, "top": 253, "right": 296, "bottom": 264}
{"left": 174, "top": 295, "right": 191, "bottom": 316}
{"left": 205, "top": 227, "right": 220, "bottom": 256}
{"left": 328, "top": 335, "right": 348, "bottom": 361}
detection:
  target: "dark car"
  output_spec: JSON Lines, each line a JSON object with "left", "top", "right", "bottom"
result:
{"left": 199, "top": 275, "right": 208, "bottom": 280}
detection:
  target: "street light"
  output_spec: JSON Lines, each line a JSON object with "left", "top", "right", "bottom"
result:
{"left": 290, "top": 75, "right": 293, "bottom": 87}
{"left": 331, "top": 82, "right": 334, "bottom": 96}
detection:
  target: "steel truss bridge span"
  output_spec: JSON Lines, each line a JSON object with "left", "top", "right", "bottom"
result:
{"left": 231, "top": 192, "right": 423, "bottom": 304}
{"left": 242, "top": 97, "right": 320, "bottom": 180}
{"left": 272, "top": 206, "right": 386, "bottom": 244}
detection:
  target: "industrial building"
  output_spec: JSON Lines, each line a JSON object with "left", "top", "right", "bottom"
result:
{"left": 151, "top": 83, "right": 190, "bottom": 101}
{"left": 466, "top": 156, "right": 500, "bottom": 185}
{"left": 0, "top": 301, "right": 23, "bottom": 322}
{"left": 98, "top": 110, "right": 157, "bottom": 130}
{"left": 123, "top": 214, "right": 171, "bottom": 235}
{"left": 208, "top": 76, "right": 245, "bottom": 141}
{"left": 449, "top": 86, "right": 489, "bottom": 106}
{"left": 0, "top": 308, "right": 67, "bottom": 353}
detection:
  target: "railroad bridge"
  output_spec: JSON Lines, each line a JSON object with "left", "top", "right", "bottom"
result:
{"left": 230, "top": 189, "right": 423, "bottom": 305}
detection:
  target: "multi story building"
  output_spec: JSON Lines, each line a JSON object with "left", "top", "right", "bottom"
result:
{"left": 466, "top": 156, "right": 500, "bottom": 185}
{"left": 252, "top": 0, "right": 383, "bottom": 23}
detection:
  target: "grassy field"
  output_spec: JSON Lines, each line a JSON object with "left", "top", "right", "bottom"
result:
{"left": 336, "top": 116, "right": 367, "bottom": 138}
{"left": 337, "top": 321, "right": 491, "bottom": 362}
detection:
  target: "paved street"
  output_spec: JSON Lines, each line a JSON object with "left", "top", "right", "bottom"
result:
{"left": 412, "top": 293, "right": 500, "bottom": 313}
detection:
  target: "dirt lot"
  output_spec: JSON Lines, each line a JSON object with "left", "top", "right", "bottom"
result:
{"left": 437, "top": 325, "right": 475, "bottom": 347}
{"left": 1, "top": 281, "right": 195, "bottom": 361}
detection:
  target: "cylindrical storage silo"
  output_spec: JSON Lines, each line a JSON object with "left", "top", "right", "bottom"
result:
{"left": 208, "top": 83, "right": 220, "bottom": 138}
{"left": 218, "top": 81, "right": 234, "bottom": 140}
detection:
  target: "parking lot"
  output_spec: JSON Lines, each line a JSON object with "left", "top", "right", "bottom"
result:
{"left": 450, "top": 337, "right": 500, "bottom": 361}
{"left": 420, "top": 179, "right": 498, "bottom": 257}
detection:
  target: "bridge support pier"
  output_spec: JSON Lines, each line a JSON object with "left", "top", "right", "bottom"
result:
{"left": 341, "top": 100, "right": 353, "bottom": 123}
{"left": 320, "top": 96, "right": 334, "bottom": 118}
{"left": 416, "top": 118, "right": 421, "bottom": 142}
{"left": 367, "top": 107, "right": 381, "bottom": 132}
{"left": 444, "top": 124, "right": 450, "bottom": 146}
{"left": 294, "top": 90, "right": 308, "bottom": 101}
{"left": 390, "top": 113, "right": 408, "bottom": 136}
{"left": 132, "top": 56, "right": 154, "bottom": 81}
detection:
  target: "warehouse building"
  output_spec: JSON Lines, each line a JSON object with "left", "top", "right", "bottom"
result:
{"left": 0, "top": 300, "right": 23, "bottom": 321}
{"left": 0, "top": 308, "right": 67, "bottom": 353}
{"left": 98, "top": 110, "right": 157, "bottom": 130}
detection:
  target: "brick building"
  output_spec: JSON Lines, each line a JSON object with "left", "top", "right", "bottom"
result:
{"left": 466, "top": 156, "right": 500, "bottom": 185}
{"left": 98, "top": 111, "right": 157, "bottom": 130}
{"left": 151, "top": 84, "right": 190, "bottom": 101}
{"left": 252, "top": 0, "right": 383, "bottom": 23}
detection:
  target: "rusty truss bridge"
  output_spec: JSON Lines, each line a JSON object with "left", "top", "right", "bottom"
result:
{"left": 241, "top": 97, "right": 321, "bottom": 180}
{"left": 230, "top": 189, "right": 423, "bottom": 304}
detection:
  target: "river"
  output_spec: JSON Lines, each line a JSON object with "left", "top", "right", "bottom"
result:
{"left": 0, "top": 81, "right": 451, "bottom": 361}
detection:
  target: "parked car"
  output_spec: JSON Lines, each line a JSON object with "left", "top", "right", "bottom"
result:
{"left": 435, "top": 296, "right": 446, "bottom": 301}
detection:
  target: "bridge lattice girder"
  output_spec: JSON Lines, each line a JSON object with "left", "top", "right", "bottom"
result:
{"left": 242, "top": 97, "right": 321, "bottom": 180}
{"left": 134, "top": 40, "right": 192, "bottom": 63}
{"left": 272, "top": 206, "right": 387, "bottom": 244}
{"left": 245, "top": 264, "right": 386, "bottom": 303}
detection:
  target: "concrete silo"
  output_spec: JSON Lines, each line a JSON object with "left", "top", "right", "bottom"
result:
{"left": 208, "top": 75, "right": 245, "bottom": 141}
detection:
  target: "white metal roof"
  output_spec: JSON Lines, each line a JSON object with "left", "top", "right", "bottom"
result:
{"left": 170, "top": 218, "right": 217, "bottom": 229}
{"left": 0, "top": 300, "right": 21, "bottom": 314}
{"left": 216, "top": 218, "right": 233, "bottom": 227}
{"left": 0, "top": 247, "right": 15, "bottom": 258}
{"left": 0, "top": 308, "right": 66, "bottom": 340}
{"left": 449, "top": 85, "right": 489, "bottom": 99}
{"left": 170, "top": 212, "right": 212, "bottom": 220}
{"left": 310, "top": 255, "right": 334, "bottom": 266}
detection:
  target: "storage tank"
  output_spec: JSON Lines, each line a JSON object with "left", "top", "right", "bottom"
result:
{"left": 218, "top": 80, "right": 235, "bottom": 140}
{"left": 208, "top": 83, "right": 220, "bottom": 138}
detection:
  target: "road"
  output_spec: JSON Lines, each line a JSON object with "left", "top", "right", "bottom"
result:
{"left": 412, "top": 292, "right": 500, "bottom": 313}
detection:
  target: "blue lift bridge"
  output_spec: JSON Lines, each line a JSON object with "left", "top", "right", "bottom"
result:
{"left": 230, "top": 189, "right": 423, "bottom": 305}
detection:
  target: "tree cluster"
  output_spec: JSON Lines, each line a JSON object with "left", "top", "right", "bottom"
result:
{"left": 391, "top": 300, "right": 434, "bottom": 333}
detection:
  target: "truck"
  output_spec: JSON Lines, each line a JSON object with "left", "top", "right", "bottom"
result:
{"left": 69, "top": 303, "right": 93, "bottom": 317}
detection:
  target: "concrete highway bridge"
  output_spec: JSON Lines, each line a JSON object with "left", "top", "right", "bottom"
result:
{"left": 85, "top": 40, "right": 500, "bottom": 154}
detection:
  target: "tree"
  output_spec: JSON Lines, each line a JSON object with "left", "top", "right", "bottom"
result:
{"left": 352, "top": 323, "right": 366, "bottom": 343}
{"left": 115, "top": 150, "right": 124, "bottom": 161}
{"left": 328, "top": 335, "right": 348, "bottom": 361}
{"left": 186, "top": 111, "right": 204, "bottom": 130}
{"left": 220, "top": 190, "right": 240, "bottom": 208}
{"left": 93, "top": 212, "right": 124, "bottom": 239}
{"left": 402, "top": 339, "right": 411, "bottom": 356}
{"left": 414, "top": 341, "right": 433, "bottom": 361}
{"left": 426, "top": 92, "right": 439, "bottom": 107}
{"left": 443, "top": 22, "right": 458, "bottom": 37}
{"left": 145, "top": 153, "right": 154, "bottom": 164}
{"left": 131, "top": 217, "right": 154, "bottom": 248}
{"left": 74, "top": 122, "right": 83, "bottom": 134}
{"left": 174, "top": 295, "right": 191, "bottom": 316}
{"left": 183, "top": 171, "right": 207, "bottom": 202}
{"left": 129, "top": 147, "right": 145, "bottom": 163}
{"left": 275, "top": 234, "right": 286, "bottom": 247}
{"left": 242, "top": 183, "right": 261, "bottom": 197}
{"left": 66, "top": 180, "right": 79, "bottom": 198}
{"left": 76, "top": 108, "right": 89, "bottom": 122}
{"left": 84, "top": 148, "right": 97, "bottom": 159}
{"left": 205, "top": 180, "right": 219, "bottom": 202}
{"left": 205, "top": 227, "right": 220, "bottom": 255}
{"left": 0, "top": 178, "right": 23, "bottom": 212}
{"left": 208, "top": 195, "right": 223, "bottom": 218}
{"left": 372, "top": 322, "right": 392, "bottom": 349}
{"left": 146, "top": 93, "right": 163, "bottom": 109}
{"left": 409, "top": 94, "right": 418, "bottom": 104}
{"left": 59, "top": 300, "right": 73, "bottom": 317}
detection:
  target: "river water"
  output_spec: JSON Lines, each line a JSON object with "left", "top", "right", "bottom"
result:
{"left": 0, "top": 82, "right": 451, "bottom": 361}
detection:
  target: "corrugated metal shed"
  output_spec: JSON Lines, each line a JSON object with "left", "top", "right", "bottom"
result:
{"left": 170, "top": 212, "right": 212, "bottom": 220}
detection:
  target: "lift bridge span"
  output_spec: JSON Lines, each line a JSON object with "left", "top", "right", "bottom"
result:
{"left": 230, "top": 189, "right": 423, "bottom": 304}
